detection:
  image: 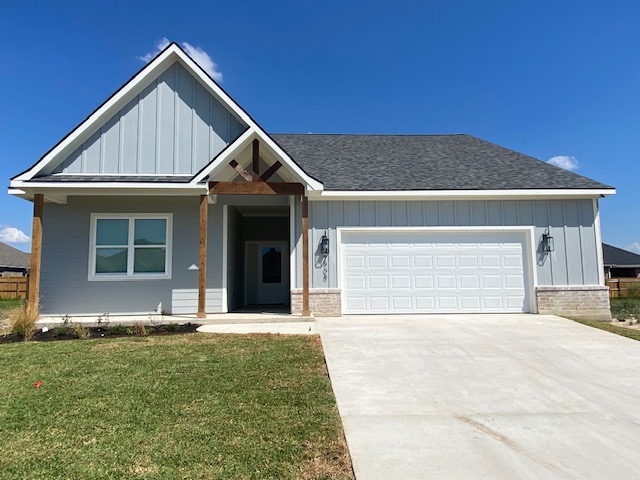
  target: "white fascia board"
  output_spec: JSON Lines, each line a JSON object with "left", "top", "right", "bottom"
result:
{"left": 309, "top": 188, "right": 616, "bottom": 201}
{"left": 14, "top": 46, "right": 182, "bottom": 182}
{"left": 191, "top": 128, "right": 324, "bottom": 191}
{"left": 177, "top": 50, "right": 323, "bottom": 191}
{"left": 191, "top": 128, "right": 256, "bottom": 184}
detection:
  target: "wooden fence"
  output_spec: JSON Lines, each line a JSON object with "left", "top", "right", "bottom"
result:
{"left": 606, "top": 278, "right": 640, "bottom": 298}
{"left": 0, "top": 276, "right": 28, "bottom": 299}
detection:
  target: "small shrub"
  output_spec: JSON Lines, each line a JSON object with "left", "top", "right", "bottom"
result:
{"left": 7, "top": 307, "right": 38, "bottom": 341}
{"left": 148, "top": 312, "right": 161, "bottom": 326}
{"left": 166, "top": 323, "right": 181, "bottom": 332}
{"left": 97, "top": 313, "right": 111, "bottom": 328}
{"left": 132, "top": 321, "right": 148, "bottom": 336}
{"left": 109, "top": 324, "right": 127, "bottom": 336}
{"left": 61, "top": 314, "right": 72, "bottom": 327}
{"left": 51, "top": 326, "right": 72, "bottom": 338}
{"left": 73, "top": 322, "right": 90, "bottom": 340}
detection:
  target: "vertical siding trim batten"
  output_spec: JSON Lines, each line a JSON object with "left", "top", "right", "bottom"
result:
{"left": 173, "top": 64, "right": 178, "bottom": 174}
{"left": 118, "top": 110, "right": 124, "bottom": 173}
{"left": 136, "top": 93, "right": 143, "bottom": 174}
{"left": 561, "top": 200, "right": 570, "bottom": 285}
{"left": 191, "top": 76, "right": 197, "bottom": 174}
{"left": 577, "top": 201, "right": 585, "bottom": 284}
{"left": 154, "top": 79, "right": 161, "bottom": 174}
{"left": 99, "top": 125, "right": 106, "bottom": 174}
{"left": 593, "top": 199, "right": 605, "bottom": 286}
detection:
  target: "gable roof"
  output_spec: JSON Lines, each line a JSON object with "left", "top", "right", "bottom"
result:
{"left": 271, "top": 134, "right": 614, "bottom": 191}
{"left": 11, "top": 42, "right": 322, "bottom": 191}
{"left": 0, "top": 242, "right": 30, "bottom": 269}
{"left": 603, "top": 243, "right": 640, "bottom": 267}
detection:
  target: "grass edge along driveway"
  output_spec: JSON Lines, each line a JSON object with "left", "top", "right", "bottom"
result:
{"left": 0, "top": 333, "right": 354, "bottom": 480}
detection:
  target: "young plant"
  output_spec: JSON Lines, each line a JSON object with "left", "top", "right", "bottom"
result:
{"left": 109, "top": 324, "right": 127, "bottom": 336}
{"left": 132, "top": 321, "right": 148, "bottom": 336}
{"left": 96, "top": 313, "right": 111, "bottom": 328}
{"left": 7, "top": 306, "right": 38, "bottom": 341}
{"left": 73, "top": 322, "right": 90, "bottom": 340}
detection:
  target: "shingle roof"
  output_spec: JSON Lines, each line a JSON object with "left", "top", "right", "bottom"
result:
{"left": 603, "top": 243, "right": 640, "bottom": 267}
{"left": 0, "top": 242, "right": 30, "bottom": 269}
{"left": 271, "top": 134, "right": 613, "bottom": 191}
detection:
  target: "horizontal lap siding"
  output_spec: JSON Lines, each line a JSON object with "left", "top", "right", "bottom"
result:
{"left": 310, "top": 199, "right": 598, "bottom": 289}
{"left": 40, "top": 196, "right": 224, "bottom": 315}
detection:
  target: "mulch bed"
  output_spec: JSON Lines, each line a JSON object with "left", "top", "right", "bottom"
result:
{"left": 0, "top": 323, "right": 201, "bottom": 343}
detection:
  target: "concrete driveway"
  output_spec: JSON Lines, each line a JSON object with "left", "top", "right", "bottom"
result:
{"left": 317, "top": 314, "right": 640, "bottom": 479}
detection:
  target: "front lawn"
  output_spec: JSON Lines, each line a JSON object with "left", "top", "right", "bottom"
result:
{"left": 0, "top": 334, "right": 353, "bottom": 479}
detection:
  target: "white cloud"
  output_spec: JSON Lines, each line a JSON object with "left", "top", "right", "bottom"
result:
{"left": 627, "top": 242, "right": 640, "bottom": 254}
{"left": 0, "top": 227, "right": 30, "bottom": 244}
{"left": 182, "top": 42, "right": 223, "bottom": 82}
{"left": 139, "top": 38, "right": 223, "bottom": 82}
{"left": 547, "top": 155, "right": 579, "bottom": 171}
{"left": 138, "top": 37, "right": 170, "bottom": 62}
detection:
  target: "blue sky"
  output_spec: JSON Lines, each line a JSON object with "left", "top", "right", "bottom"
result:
{"left": 1, "top": 1, "right": 639, "bottom": 253}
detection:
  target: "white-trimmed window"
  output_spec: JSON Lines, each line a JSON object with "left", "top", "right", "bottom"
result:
{"left": 89, "top": 214, "right": 172, "bottom": 280}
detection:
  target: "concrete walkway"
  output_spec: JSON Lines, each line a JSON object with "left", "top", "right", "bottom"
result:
{"left": 317, "top": 314, "right": 640, "bottom": 479}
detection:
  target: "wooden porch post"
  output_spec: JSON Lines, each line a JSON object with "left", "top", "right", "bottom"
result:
{"left": 27, "top": 194, "right": 44, "bottom": 317}
{"left": 301, "top": 195, "right": 310, "bottom": 317}
{"left": 197, "top": 194, "right": 208, "bottom": 319}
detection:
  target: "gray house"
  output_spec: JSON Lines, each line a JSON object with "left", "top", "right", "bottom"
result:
{"left": 9, "top": 43, "right": 615, "bottom": 320}
{"left": 0, "top": 242, "right": 30, "bottom": 276}
{"left": 603, "top": 243, "right": 640, "bottom": 278}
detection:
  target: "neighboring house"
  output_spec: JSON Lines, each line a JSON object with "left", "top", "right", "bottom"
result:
{"left": 0, "top": 242, "right": 30, "bottom": 276}
{"left": 9, "top": 43, "right": 615, "bottom": 320}
{"left": 603, "top": 243, "right": 640, "bottom": 278}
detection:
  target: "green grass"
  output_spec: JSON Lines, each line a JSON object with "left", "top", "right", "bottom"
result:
{"left": 568, "top": 316, "right": 640, "bottom": 342}
{"left": 0, "top": 298, "right": 24, "bottom": 320}
{"left": 0, "top": 334, "right": 353, "bottom": 480}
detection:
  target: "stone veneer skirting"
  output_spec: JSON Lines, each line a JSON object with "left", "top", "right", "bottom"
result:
{"left": 291, "top": 288, "right": 341, "bottom": 317}
{"left": 536, "top": 285, "right": 611, "bottom": 320}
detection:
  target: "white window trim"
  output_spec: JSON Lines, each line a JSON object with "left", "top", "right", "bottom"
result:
{"left": 88, "top": 213, "right": 173, "bottom": 281}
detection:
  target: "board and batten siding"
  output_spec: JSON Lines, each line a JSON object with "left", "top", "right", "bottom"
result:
{"left": 39, "top": 196, "right": 225, "bottom": 315}
{"left": 47, "top": 63, "right": 246, "bottom": 176}
{"left": 308, "top": 199, "right": 600, "bottom": 289}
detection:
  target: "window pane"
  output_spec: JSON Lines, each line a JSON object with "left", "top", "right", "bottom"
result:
{"left": 262, "top": 247, "right": 281, "bottom": 284}
{"left": 134, "top": 248, "right": 166, "bottom": 273}
{"left": 96, "top": 219, "right": 128, "bottom": 246}
{"left": 96, "top": 248, "right": 128, "bottom": 273}
{"left": 134, "top": 219, "right": 166, "bottom": 245}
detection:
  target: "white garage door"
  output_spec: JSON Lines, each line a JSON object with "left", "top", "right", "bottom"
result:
{"left": 341, "top": 231, "right": 531, "bottom": 314}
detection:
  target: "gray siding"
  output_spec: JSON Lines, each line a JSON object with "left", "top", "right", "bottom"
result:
{"left": 309, "top": 199, "right": 599, "bottom": 289}
{"left": 40, "top": 196, "right": 225, "bottom": 315}
{"left": 48, "top": 63, "right": 246, "bottom": 176}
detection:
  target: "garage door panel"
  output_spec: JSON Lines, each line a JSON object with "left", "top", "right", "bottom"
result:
{"left": 345, "top": 275, "right": 366, "bottom": 289}
{"left": 368, "top": 255, "right": 388, "bottom": 268}
{"left": 341, "top": 231, "right": 531, "bottom": 314}
{"left": 415, "top": 275, "right": 434, "bottom": 289}
{"left": 370, "top": 297, "right": 390, "bottom": 310}
{"left": 437, "top": 275, "right": 456, "bottom": 289}
{"left": 369, "top": 275, "right": 388, "bottom": 289}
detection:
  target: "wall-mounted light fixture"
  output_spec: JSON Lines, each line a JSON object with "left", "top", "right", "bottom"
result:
{"left": 320, "top": 233, "right": 330, "bottom": 256}
{"left": 541, "top": 228, "right": 554, "bottom": 253}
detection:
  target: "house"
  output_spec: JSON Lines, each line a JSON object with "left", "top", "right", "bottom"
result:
{"left": 0, "top": 242, "right": 30, "bottom": 276}
{"left": 603, "top": 243, "right": 640, "bottom": 278}
{"left": 9, "top": 43, "right": 615, "bottom": 320}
